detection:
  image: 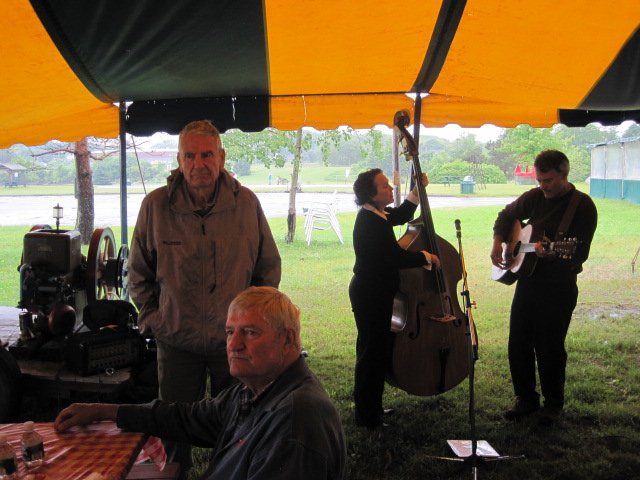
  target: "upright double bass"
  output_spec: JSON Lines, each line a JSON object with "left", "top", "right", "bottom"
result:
{"left": 386, "top": 110, "right": 474, "bottom": 396}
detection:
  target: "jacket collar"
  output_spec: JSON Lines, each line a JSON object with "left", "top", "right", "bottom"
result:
{"left": 362, "top": 202, "right": 389, "bottom": 220}
{"left": 166, "top": 168, "right": 241, "bottom": 214}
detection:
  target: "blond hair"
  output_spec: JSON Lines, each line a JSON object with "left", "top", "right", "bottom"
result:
{"left": 228, "top": 287, "right": 302, "bottom": 351}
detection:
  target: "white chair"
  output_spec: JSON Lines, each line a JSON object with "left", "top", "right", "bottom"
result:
{"left": 304, "top": 193, "right": 343, "bottom": 245}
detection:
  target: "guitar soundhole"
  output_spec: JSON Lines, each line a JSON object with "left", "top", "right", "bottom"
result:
{"left": 513, "top": 241, "right": 521, "bottom": 256}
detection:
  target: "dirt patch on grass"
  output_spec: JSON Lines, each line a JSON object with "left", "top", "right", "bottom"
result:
{"left": 574, "top": 302, "right": 640, "bottom": 320}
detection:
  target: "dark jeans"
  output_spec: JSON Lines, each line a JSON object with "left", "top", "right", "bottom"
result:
{"left": 349, "top": 276, "right": 396, "bottom": 427}
{"left": 508, "top": 275, "right": 578, "bottom": 409}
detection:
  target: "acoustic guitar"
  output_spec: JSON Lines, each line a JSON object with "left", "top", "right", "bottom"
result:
{"left": 491, "top": 220, "right": 578, "bottom": 285}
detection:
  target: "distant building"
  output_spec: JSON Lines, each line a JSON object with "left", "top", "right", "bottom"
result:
{"left": 0, "top": 162, "right": 27, "bottom": 187}
{"left": 589, "top": 137, "right": 640, "bottom": 204}
{"left": 124, "top": 148, "right": 177, "bottom": 171}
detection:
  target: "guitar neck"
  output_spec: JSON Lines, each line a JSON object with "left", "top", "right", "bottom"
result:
{"left": 517, "top": 241, "right": 566, "bottom": 255}
{"left": 517, "top": 243, "right": 538, "bottom": 254}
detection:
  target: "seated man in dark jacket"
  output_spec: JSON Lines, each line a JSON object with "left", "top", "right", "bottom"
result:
{"left": 55, "top": 287, "right": 346, "bottom": 480}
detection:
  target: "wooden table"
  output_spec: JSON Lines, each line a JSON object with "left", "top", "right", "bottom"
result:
{"left": 0, "top": 422, "right": 147, "bottom": 480}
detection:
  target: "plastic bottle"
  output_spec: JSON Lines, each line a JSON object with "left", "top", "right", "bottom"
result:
{"left": 21, "top": 421, "right": 45, "bottom": 467}
{"left": 0, "top": 433, "right": 18, "bottom": 480}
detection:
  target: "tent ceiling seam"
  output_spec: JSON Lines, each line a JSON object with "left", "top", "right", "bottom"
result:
{"left": 29, "top": 0, "right": 113, "bottom": 103}
{"left": 412, "top": 0, "right": 467, "bottom": 94}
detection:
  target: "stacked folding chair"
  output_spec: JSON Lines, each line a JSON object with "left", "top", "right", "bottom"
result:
{"left": 303, "top": 193, "right": 344, "bottom": 246}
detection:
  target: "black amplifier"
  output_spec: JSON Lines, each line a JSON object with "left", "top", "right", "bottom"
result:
{"left": 66, "top": 328, "right": 145, "bottom": 376}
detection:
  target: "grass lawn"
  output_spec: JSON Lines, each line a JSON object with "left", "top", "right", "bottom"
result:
{"left": 2, "top": 195, "right": 639, "bottom": 480}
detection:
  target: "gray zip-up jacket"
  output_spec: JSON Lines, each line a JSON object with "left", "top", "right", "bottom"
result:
{"left": 128, "top": 168, "right": 281, "bottom": 355}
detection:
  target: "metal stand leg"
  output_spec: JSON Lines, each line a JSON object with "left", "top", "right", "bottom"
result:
{"left": 429, "top": 220, "right": 525, "bottom": 478}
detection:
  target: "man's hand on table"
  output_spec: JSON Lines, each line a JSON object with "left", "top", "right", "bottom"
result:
{"left": 55, "top": 403, "right": 120, "bottom": 432}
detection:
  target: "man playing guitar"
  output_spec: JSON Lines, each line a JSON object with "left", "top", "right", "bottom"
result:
{"left": 490, "top": 150, "right": 597, "bottom": 425}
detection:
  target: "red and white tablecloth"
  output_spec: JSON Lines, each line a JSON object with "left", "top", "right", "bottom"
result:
{"left": 0, "top": 422, "right": 164, "bottom": 480}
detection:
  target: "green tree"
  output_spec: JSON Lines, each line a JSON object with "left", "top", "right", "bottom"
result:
{"left": 475, "top": 164, "right": 506, "bottom": 184}
{"left": 428, "top": 160, "right": 505, "bottom": 184}
{"left": 556, "top": 124, "right": 617, "bottom": 148}
{"left": 233, "top": 158, "right": 252, "bottom": 176}
{"left": 92, "top": 156, "right": 120, "bottom": 184}
{"left": 221, "top": 127, "right": 351, "bottom": 242}
{"left": 418, "top": 135, "right": 450, "bottom": 156}
{"left": 499, "top": 125, "right": 563, "bottom": 161}
{"left": 46, "top": 159, "right": 76, "bottom": 184}
{"left": 351, "top": 129, "right": 393, "bottom": 173}
{"left": 325, "top": 137, "right": 362, "bottom": 166}
{"left": 223, "top": 129, "right": 292, "bottom": 171}
{"left": 485, "top": 137, "right": 513, "bottom": 180}
{"left": 449, "top": 132, "right": 486, "bottom": 164}
{"left": 497, "top": 125, "right": 565, "bottom": 180}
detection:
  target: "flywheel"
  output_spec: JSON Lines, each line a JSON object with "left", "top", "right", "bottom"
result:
{"left": 86, "top": 228, "right": 122, "bottom": 303}
{"left": 116, "top": 244, "right": 129, "bottom": 300}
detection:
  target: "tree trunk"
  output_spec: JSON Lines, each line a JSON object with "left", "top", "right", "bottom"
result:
{"left": 74, "top": 138, "right": 95, "bottom": 244}
{"left": 285, "top": 129, "right": 303, "bottom": 243}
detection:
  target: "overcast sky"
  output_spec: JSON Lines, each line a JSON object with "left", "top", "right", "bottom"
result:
{"left": 423, "top": 124, "right": 504, "bottom": 142}
{"left": 146, "top": 120, "right": 636, "bottom": 149}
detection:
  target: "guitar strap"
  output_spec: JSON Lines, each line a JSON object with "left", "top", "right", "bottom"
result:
{"left": 555, "top": 189, "right": 582, "bottom": 241}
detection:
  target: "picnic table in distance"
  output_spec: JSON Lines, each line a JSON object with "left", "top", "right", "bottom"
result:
{"left": 441, "top": 176, "right": 465, "bottom": 186}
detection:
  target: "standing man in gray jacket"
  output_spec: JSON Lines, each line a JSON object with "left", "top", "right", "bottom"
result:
{"left": 128, "top": 120, "right": 281, "bottom": 477}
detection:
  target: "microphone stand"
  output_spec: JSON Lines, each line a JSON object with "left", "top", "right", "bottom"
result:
{"left": 433, "top": 219, "right": 523, "bottom": 479}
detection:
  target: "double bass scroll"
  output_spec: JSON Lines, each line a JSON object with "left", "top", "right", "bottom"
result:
{"left": 386, "top": 110, "right": 473, "bottom": 397}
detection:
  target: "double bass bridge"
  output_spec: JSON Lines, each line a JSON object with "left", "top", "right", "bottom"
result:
{"left": 407, "top": 303, "right": 460, "bottom": 340}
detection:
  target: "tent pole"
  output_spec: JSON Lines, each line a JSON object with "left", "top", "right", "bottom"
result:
{"left": 392, "top": 127, "right": 401, "bottom": 207}
{"left": 413, "top": 92, "right": 423, "bottom": 144}
{"left": 409, "top": 92, "right": 423, "bottom": 190}
{"left": 119, "top": 102, "right": 128, "bottom": 246}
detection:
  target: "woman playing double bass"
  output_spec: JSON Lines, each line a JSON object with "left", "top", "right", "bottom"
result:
{"left": 349, "top": 168, "right": 440, "bottom": 430}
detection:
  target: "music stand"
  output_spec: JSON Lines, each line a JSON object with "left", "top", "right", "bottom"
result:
{"left": 431, "top": 219, "right": 524, "bottom": 479}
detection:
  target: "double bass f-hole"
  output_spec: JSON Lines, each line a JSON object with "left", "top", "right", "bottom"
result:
{"left": 408, "top": 301, "right": 425, "bottom": 339}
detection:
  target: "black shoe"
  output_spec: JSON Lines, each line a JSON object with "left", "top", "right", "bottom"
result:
{"left": 357, "top": 419, "right": 391, "bottom": 430}
{"left": 382, "top": 408, "right": 395, "bottom": 416}
{"left": 537, "top": 405, "right": 562, "bottom": 426}
{"left": 370, "top": 421, "right": 392, "bottom": 431}
{"left": 504, "top": 398, "right": 540, "bottom": 421}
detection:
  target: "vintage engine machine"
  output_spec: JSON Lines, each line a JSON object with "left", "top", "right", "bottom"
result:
{"left": 11, "top": 205, "right": 136, "bottom": 370}
{"left": 0, "top": 207, "right": 160, "bottom": 423}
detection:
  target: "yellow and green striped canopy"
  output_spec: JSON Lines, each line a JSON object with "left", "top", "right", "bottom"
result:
{"left": 1, "top": 0, "right": 639, "bottom": 148}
